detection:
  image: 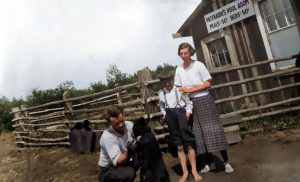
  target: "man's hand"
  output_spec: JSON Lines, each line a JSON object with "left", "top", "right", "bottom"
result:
{"left": 117, "top": 151, "right": 129, "bottom": 166}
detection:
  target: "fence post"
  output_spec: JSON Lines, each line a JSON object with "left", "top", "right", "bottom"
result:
{"left": 20, "top": 105, "right": 30, "bottom": 146}
{"left": 11, "top": 107, "right": 25, "bottom": 147}
{"left": 63, "top": 90, "right": 73, "bottom": 129}
{"left": 137, "top": 67, "right": 157, "bottom": 130}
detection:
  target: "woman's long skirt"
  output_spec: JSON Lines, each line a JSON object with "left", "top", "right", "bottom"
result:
{"left": 192, "top": 94, "right": 228, "bottom": 154}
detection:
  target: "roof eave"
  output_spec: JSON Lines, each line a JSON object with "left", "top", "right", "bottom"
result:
{"left": 172, "top": 0, "right": 209, "bottom": 39}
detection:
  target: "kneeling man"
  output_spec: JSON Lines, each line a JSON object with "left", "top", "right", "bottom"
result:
{"left": 98, "top": 106, "right": 136, "bottom": 182}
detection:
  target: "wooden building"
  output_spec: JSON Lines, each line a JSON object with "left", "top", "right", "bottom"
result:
{"left": 173, "top": 0, "right": 300, "bottom": 111}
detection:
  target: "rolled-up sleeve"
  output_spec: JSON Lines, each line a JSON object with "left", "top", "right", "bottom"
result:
{"left": 198, "top": 62, "right": 212, "bottom": 82}
{"left": 100, "top": 135, "right": 122, "bottom": 167}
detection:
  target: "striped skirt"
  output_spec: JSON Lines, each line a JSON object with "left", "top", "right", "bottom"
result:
{"left": 192, "top": 94, "right": 228, "bottom": 154}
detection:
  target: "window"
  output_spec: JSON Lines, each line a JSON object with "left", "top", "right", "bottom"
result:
{"left": 260, "top": 0, "right": 296, "bottom": 32}
{"left": 207, "top": 38, "right": 232, "bottom": 68}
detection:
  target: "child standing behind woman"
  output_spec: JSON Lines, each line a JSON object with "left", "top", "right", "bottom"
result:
{"left": 159, "top": 74, "right": 202, "bottom": 182}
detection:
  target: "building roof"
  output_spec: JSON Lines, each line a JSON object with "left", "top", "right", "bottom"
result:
{"left": 172, "top": 0, "right": 211, "bottom": 38}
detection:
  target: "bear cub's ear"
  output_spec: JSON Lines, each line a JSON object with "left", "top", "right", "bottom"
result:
{"left": 133, "top": 117, "right": 151, "bottom": 137}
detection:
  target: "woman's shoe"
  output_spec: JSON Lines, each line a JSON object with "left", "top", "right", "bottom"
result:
{"left": 225, "top": 163, "right": 234, "bottom": 173}
{"left": 200, "top": 165, "right": 210, "bottom": 173}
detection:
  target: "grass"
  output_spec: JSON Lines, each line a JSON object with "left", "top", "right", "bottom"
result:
{"left": 240, "top": 113, "right": 300, "bottom": 136}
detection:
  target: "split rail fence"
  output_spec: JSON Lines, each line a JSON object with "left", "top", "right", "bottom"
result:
{"left": 11, "top": 54, "right": 300, "bottom": 147}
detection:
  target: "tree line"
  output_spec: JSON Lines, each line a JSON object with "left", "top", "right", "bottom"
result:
{"left": 0, "top": 63, "right": 176, "bottom": 132}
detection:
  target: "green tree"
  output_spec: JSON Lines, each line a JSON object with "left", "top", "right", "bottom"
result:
{"left": 152, "top": 63, "right": 177, "bottom": 79}
{"left": 90, "top": 81, "right": 108, "bottom": 92}
{"left": 106, "top": 64, "right": 137, "bottom": 88}
{"left": 26, "top": 81, "right": 75, "bottom": 107}
{"left": 0, "top": 97, "right": 25, "bottom": 132}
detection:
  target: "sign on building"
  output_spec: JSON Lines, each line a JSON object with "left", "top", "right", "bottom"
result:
{"left": 204, "top": 0, "right": 255, "bottom": 33}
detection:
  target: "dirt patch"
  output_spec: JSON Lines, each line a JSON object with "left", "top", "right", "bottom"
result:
{"left": 1, "top": 130, "right": 300, "bottom": 182}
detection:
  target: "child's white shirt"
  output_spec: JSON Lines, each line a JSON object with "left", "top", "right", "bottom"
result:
{"left": 159, "top": 86, "right": 193, "bottom": 117}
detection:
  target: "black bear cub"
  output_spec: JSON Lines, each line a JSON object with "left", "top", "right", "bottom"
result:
{"left": 133, "top": 117, "right": 170, "bottom": 182}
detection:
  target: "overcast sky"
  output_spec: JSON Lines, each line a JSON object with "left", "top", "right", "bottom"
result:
{"left": 0, "top": 0, "right": 200, "bottom": 99}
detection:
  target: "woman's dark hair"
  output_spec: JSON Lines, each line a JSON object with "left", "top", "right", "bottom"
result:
{"left": 178, "top": 42, "right": 195, "bottom": 56}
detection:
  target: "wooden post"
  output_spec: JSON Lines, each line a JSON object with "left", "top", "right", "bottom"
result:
{"left": 241, "top": 21, "right": 268, "bottom": 106}
{"left": 20, "top": 105, "right": 30, "bottom": 146}
{"left": 225, "top": 73, "right": 236, "bottom": 110}
{"left": 231, "top": 24, "right": 252, "bottom": 107}
{"left": 276, "top": 76, "right": 286, "bottom": 100}
{"left": 137, "top": 67, "right": 157, "bottom": 129}
{"left": 63, "top": 90, "right": 73, "bottom": 129}
{"left": 117, "top": 92, "right": 122, "bottom": 104}
{"left": 12, "top": 107, "right": 25, "bottom": 147}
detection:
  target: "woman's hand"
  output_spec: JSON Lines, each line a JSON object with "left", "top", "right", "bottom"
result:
{"left": 179, "top": 81, "right": 211, "bottom": 94}
{"left": 179, "top": 87, "right": 189, "bottom": 94}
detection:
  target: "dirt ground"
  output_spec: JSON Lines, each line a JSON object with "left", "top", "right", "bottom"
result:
{"left": 1, "top": 129, "right": 300, "bottom": 182}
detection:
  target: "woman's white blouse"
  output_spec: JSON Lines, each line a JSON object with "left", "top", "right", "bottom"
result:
{"left": 174, "top": 60, "right": 212, "bottom": 98}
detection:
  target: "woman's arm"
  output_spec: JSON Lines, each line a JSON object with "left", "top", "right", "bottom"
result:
{"left": 179, "top": 80, "right": 211, "bottom": 94}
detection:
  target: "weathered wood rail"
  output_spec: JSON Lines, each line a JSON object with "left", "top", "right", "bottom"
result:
{"left": 11, "top": 54, "right": 300, "bottom": 147}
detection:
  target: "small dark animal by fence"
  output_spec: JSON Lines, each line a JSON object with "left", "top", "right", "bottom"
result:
{"left": 69, "top": 121, "right": 95, "bottom": 154}
{"left": 133, "top": 117, "right": 170, "bottom": 182}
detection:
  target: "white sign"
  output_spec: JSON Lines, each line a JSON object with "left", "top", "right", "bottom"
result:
{"left": 204, "top": 0, "right": 255, "bottom": 33}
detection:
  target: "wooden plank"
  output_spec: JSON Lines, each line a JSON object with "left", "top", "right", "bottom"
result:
{"left": 150, "top": 112, "right": 163, "bottom": 119}
{"left": 155, "top": 133, "right": 169, "bottom": 141}
{"left": 233, "top": 96, "right": 300, "bottom": 115}
{"left": 242, "top": 105, "right": 300, "bottom": 121}
{"left": 30, "top": 114, "right": 65, "bottom": 123}
{"left": 29, "top": 107, "right": 64, "bottom": 115}
{"left": 15, "top": 141, "right": 70, "bottom": 146}
{"left": 73, "top": 93, "right": 118, "bottom": 108}
{"left": 211, "top": 67, "right": 300, "bottom": 90}
{"left": 22, "top": 82, "right": 140, "bottom": 112}
{"left": 225, "top": 130, "right": 242, "bottom": 144}
{"left": 209, "top": 54, "right": 297, "bottom": 75}
{"left": 15, "top": 136, "right": 69, "bottom": 142}
{"left": 224, "top": 125, "right": 240, "bottom": 133}
{"left": 215, "top": 82, "right": 300, "bottom": 104}
{"left": 63, "top": 98, "right": 144, "bottom": 114}
{"left": 221, "top": 113, "right": 242, "bottom": 126}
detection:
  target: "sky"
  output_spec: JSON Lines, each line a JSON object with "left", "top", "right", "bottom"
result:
{"left": 0, "top": 0, "right": 201, "bottom": 99}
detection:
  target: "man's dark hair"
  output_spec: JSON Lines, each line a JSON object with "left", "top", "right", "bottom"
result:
{"left": 178, "top": 42, "right": 195, "bottom": 56}
{"left": 104, "top": 106, "right": 124, "bottom": 121}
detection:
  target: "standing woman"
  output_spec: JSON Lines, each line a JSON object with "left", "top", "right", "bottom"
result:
{"left": 174, "top": 43, "right": 234, "bottom": 174}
